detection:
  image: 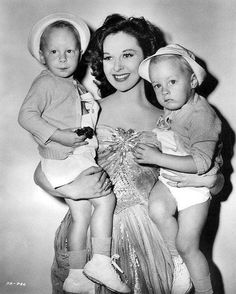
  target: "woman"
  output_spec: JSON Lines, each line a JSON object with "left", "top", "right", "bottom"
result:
{"left": 34, "top": 14, "right": 224, "bottom": 294}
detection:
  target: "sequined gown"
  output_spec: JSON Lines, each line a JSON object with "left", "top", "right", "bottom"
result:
{"left": 51, "top": 125, "right": 173, "bottom": 294}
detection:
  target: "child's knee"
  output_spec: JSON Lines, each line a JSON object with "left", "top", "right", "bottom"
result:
{"left": 148, "top": 200, "right": 166, "bottom": 223}
{"left": 176, "top": 235, "right": 195, "bottom": 257}
{"left": 92, "top": 192, "right": 116, "bottom": 210}
{"left": 70, "top": 209, "right": 91, "bottom": 225}
{"left": 105, "top": 192, "right": 116, "bottom": 209}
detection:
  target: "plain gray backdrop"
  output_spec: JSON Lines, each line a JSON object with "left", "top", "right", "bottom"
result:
{"left": 0, "top": 1, "right": 236, "bottom": 293}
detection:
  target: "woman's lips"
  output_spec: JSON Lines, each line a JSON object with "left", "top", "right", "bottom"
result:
{"left": 113, "top": 73, "right": 130, "bottom": 82}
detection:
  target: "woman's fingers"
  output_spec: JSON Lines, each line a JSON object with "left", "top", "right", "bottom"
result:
{"left": 97, "top": 170, "right": 112, "bottom": 191}
{"left": 82, "top": 167, "right": 112, "bottom": 196}
{"left": 166, "top": 180, "right": 183, "bottom": 188}
{"left": 103, "top": 177, "right": 113, "bottom": 191}
{"left": 161, "top": 172, "right": 181, "bottom": 182}
{"left": 161, "top": 172, "right": 184, "bottom": 187}
{"left": 80, "top": 166, "right": 103, "bottom": 176}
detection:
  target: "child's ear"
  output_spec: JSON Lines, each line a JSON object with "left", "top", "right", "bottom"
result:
{"left": 190, "top": 73, "right": 198, "bottom": 89}
{"left": 39, "top": 50, "right": 46, "bottom": 64}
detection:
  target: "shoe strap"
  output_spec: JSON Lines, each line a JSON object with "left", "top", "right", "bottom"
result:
{"left": 111, "top": 254, "right": 124, "bottom": 274}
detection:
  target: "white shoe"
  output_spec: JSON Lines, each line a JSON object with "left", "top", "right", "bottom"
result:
{"left": 171, "top": 255, "right": 192, "bottom": 294}
{"left": 63, "top": 269, "right": 95, "bottom": 294}
{"left": 83, "top": 254, "right": 131, "bottom": 293}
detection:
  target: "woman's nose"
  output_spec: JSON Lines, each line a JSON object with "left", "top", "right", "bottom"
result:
{"left": 113, "top": 58, "right": 124, "bottom": 71}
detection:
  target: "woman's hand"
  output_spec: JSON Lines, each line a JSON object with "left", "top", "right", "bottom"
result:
{"left": 34, "top": 163, "right": 112, "bottom": 200}
{"left": 161, "top": 171, "right": 225, "bottom": 195}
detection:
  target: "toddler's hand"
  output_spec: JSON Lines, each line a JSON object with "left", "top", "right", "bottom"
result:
{"left": 133, "top": 143, "right": 161, "bottom": 165}
{"left": 74, "top": 126, "right": 94, "bottom": 139}
{"left": 50, "top": 128, "right": 88, "bottom": 148}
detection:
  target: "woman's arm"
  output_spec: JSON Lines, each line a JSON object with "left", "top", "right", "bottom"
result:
{"left": 34, "top": 163, "right": 112, "bottom": 200}
{"left": 161, "top": 171, "right": 225, "bottom": 195}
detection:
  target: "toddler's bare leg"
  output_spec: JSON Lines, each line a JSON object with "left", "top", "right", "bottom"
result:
{"left": 62, "top": 199, "right": 95, "bottom": 293}
{"left": 65, "top": 198, "right": 92, "bottom": 251}
{"left": 177, "top": 200, "right": 212, "bottom": 293}
{"left": 83, "top": 194, "right": 131, "bottom": 293}
{"left": 150, "top": 182, "right": 192, "bottom": 292}
{"left": 149, "top": 181, "right": 178, "bottom": 254}
{"left": 90, "top": 193, "right": 116, "bottom": 256}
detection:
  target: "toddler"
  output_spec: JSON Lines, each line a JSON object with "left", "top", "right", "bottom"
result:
{"left": 18, "top": 13, "right": 130, "bottom": 294}
{"left": 136, "top": 44, "right": 222, "bottom": 294}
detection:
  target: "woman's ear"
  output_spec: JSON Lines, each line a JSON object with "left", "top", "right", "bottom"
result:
{"left": 39, "top": 50, "right": 46, "bottom": 64}
{"left": 190, "top": 73, "right": 198, "bottom": 89}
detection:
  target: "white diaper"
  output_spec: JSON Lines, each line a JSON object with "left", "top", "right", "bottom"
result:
{"left": 153, "top": 127, "right": 211, "bottom": 211}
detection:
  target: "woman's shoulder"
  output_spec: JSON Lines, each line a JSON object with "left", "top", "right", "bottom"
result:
{"left": 98, "top": 94, "right": 115, "bottom": 106}
{"left": 98, "top": 94, "right": 120, "bottom": 115}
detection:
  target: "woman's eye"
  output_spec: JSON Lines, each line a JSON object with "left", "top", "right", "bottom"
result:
{"left": 123, "top": 53, "right": 133, "bottom": 58}
{"left": 154, "top": 84, "right": 161, "bottom": 89}
{"left": 103, "top": 56, "right": 112, "bottom": 61}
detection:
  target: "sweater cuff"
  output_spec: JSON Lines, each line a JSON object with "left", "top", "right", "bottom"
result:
{"left": 36, "top": 126, "right": 58, "bottom": 145}
{"left": 192, "top": 154, "right": 208, "bottom": 175}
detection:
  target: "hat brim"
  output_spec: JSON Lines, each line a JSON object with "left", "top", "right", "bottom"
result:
{"left": 139, "top": 46, "right": 206, "bottom": 85}
{"left": 28, "top": 13, "right": 90, "bottom": 63}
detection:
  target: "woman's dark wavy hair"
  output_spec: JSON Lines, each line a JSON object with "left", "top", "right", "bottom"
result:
{"left": 86, "top": 13, "right": 166, "bottom": 105}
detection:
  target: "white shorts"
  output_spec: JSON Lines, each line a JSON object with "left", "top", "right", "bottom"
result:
{"left": 153, "top": 127, "right": 211, "bottom": 211}
{"left": 42, "top": 109, "right": 98, "bottom": 188}
{"left": 159, "top": 169, "right": 211, "bottom": 211}
{"left": 41, "top": 146, "right": 98, "bottom": 188}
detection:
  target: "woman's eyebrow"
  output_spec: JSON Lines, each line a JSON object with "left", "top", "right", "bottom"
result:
{"left": 103, "top": 49, "right": 136, "bottom": 54}
{"left": 123, "top": 49, "right": 136, "bottom": 52}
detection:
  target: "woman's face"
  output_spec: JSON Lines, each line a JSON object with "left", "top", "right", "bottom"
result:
{"left": 102, "top": 32, "right": 144, "bottom": 92}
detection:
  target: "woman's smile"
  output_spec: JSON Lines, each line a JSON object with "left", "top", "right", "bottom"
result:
{"left": 103, "top": 32, "right": 144, "bottom": 91}
{"left": 113, "top": 73, "right": 130, "bottom": 82}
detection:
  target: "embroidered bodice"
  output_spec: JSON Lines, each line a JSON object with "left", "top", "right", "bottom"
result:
{"left": 96, "top": 125, "right": 160, "bottom": 213}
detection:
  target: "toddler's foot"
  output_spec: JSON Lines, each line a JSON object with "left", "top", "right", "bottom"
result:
{"left": 83, "top": 254, "right": 130, "bottom": 293}
{"left": 171, "top": 255, "right": 192, "bottom": 294}
{"left": 63, "top": 269, "right": 95, "bottom": 294}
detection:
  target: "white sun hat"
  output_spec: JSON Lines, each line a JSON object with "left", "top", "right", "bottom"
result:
{"left": 138, "top": 44, "right": 206, "bottom": 85}
{"left": 28, "top": 13, "right": 90, "bottom": 63}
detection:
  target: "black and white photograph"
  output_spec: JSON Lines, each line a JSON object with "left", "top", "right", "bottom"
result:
{"left": 0, "top": 1, "right": 235, "bottom": 293}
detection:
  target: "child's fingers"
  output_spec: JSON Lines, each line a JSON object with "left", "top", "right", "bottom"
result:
{"left": 73, "top": 134, "right": 88, "bottom": 146}
{"left": 75, "top": 134, "right": 86, "bottom": 141}
{"left": 135, "top": 143, "right": 146, "bottom": 150}
{"left": 73, "top": 141, "right": 88, "bottom": 147}
{"left": 133, "top": 150, "right": 143, "bottom": 159}
{"left": 133, "top": 157, "right": 144, "bottom": 164}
